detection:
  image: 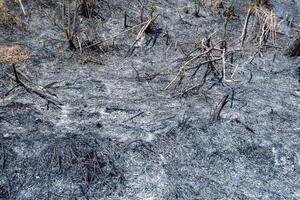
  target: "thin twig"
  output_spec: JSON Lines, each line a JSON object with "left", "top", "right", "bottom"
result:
{"left": 240, "top": 6, "right": 252, "bottom": 47}
{"left": 83, "top": 21, "right": 150, "bottom": 49}
{"left": 180, "top": 67, "right": 210, "bottom": 96}
{"left": 18, "top": 0, "right": 26, "bottom": 15}
{"left": 122, "top": 111, "right": 144, "bottom": 123}
{"left": 4, "top": 84, "right": 20, "bottom": 96}
{"left": 126, "top": 15, "right": 159, "bottom": 57}
{"left": 165, "top": 47, "right": 213, "bottom": 90}
{"left": 213, "top": 94, "right": 229, "bottom": 121}
{"left": 222, "top": 48, "right": 226, "bottom": 81}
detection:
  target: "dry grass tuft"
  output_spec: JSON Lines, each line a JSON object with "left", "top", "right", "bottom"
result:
{"left": 211, "top": 0, "right": 223, "bottom": 10}
{"left": 0, "top": 0, "right": 22, "bottom": 28}
{"left": 0, "top": 45, "right": 31, "bottom": 64}
{"left": 252, "top": 3, "right": 283, "bottom": 47}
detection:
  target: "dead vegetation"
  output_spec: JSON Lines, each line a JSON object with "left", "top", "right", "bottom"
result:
{"left": 81, "top": 0, "right": 159, "bottom": 57}
{"left": 80, "top": 0, "right": 96, "bottom": 18}
{"left": 212, "top": 0, "right": 224, "bottom": 11}
{"left": 0, "top": 1, "right": 299, "bottom": 199}
{"left": 0, "top": 44, "right": 62, "bottom": 108}
{"left": 0, "top": 45, "right": 31, "bottom": 64}
{"left": 162, "top": 0, "right": 289, "bottom": 98}
{"left": 253, "top": 3, "right": 282, "bottom": 47}
{"left": 0, "top": 0, "right": 22, "bottom": 28}
{"left": 240, "top": 1, "right": 285, "bottom": 49}
{"left": 1, "top": 0, "right": 299, "bottom": 115}
{"left": 5, "top": 70, "right": 63, "bottom": 109}
{"left": 61, "top": 0, "right": 79, "bottom": 50}
{"left": 164, "top": 32, "right": 239, "bottom": 101}
{"left": 79, "top": 55, "right": 103, "bottom": 64}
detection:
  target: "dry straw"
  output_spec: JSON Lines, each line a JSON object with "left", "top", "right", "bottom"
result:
{"left": 0, "top": 45, "right": 31, "bottom": 64}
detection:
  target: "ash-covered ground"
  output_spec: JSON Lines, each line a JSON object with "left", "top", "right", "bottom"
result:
{"left": 0, "top": 0, "right": 299, "bottom": 199}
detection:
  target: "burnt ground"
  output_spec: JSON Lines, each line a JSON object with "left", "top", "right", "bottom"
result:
{"left": 0, "top": 0, "right": 300, "bottom": 199}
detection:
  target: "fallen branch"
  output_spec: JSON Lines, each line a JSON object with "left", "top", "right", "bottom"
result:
{"left": 6, "top": 69, "right": 62, "bottom": 109}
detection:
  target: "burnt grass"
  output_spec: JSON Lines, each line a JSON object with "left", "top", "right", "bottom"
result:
{"left": 0, "top": 0, "right": 300, "bottom": 199}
